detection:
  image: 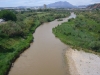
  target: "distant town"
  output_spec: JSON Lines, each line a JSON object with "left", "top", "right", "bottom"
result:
{"left": 0, "top": 5, "right": 91, "bottom": 12}
{"left": 0, "top": 1, "right": 100, "bottom": 12}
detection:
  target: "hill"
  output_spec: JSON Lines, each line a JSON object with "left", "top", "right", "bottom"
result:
{"left": 47, "top": 1, "right": 76, "bottom": 8}
{"left": 87, "top": 3, "right": 100, "bottom": 9}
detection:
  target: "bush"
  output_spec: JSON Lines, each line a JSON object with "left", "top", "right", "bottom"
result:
{"left": 0, "top": 21, "right": 24, "bottom": 37}
{"left": 0, "top": 10, "right": 17, "bottom": 21}
{"left": 89, "top": 41, "right": 100, "bottom": 52}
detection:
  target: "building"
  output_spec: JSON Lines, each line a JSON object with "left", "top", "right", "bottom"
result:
{"left": 0, "top": 19, "right": 5, "bottom": 24}
{"left": 44, "top": 4, "right": 47, "bottom": 9}
{"left": 0, "top": 19, "right": 5, "bottom": 22}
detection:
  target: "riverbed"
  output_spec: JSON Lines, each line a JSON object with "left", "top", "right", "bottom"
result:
{"left": 8, "top": 13, "right": 76, "bottom": 75}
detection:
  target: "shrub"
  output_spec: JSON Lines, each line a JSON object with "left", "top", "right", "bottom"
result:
{"left": 89, "top": 41, "right": 100, "bottom": 52}
{"left": 0, "top": 10, "right": 17, "bottom": 21}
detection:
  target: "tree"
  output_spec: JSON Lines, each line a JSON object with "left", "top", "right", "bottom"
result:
{"left": 0, "top": 10, "right": 17, "bottom": 21}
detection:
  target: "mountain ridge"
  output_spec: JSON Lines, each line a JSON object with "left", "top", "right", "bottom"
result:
{"left": 47, "top": 1, "right": 76, "bottom": 8}
{"left": 87, "top": 3, "right": 100, "bottom": 9}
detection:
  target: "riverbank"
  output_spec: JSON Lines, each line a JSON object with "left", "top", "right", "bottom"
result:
{"left": 66, "top": 48, "right": 100, "bottom": 75}
{"left": 53, "top": 11, "right": 100, "bottom": 53}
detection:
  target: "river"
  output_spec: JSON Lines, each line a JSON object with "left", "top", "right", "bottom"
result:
{"left": 8, "top": 13, "right": 76, "bottom": 75}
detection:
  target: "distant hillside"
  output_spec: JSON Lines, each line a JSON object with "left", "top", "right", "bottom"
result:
{"left": 87, "top": 3, "right": 100, "bottom": 9}
{"left": 78, "top": 5, "right": 87, "bottom": 8}
{"left": 47, "top": 1, "right": 76, "bottom": 8}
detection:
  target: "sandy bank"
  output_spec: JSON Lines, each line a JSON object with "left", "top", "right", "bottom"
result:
{"left": 66, "top": 48, "right": 100, "bottom": 75}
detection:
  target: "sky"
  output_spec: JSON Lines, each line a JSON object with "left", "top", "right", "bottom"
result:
{"left": 0, "top": 0, "right": 100, "bottom": 7}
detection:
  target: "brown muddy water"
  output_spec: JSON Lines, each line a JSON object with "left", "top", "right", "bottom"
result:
{"left": 8, "top": 13, "right": 76, "bottom": 75}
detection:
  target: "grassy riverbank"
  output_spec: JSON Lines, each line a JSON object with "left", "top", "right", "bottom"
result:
{"left": 0, "top": 9, "right": 70, "bottom": 75}
{"left": 53, "top": 10, "right": 100, "bottom": 53}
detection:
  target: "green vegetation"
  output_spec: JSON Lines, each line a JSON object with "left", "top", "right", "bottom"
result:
{"left": 53, "top": 10, "right": 100, "bottom": 53}
{"left": 0, "top": 9, "right": 70, "bottom": 75}
{"left": 0, "top": 10, "right": 17, "bottom": 21}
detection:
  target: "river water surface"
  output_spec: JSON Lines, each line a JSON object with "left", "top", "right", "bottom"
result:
{"left": 9, "top": 13, "right": 76, "bottom": 75}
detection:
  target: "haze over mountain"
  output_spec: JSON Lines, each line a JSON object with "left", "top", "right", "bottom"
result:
{"left": 47, "top": 1, "right": 76, "bottom": 8}
{"left": 77, "top": 5, "right": 87, "bottom": 8}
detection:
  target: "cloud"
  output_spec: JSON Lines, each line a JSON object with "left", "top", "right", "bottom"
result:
{"left": 91, "top": 0, "right": 100, "bottom": 4}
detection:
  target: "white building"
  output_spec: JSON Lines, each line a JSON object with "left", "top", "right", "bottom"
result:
{"left": 0, "top": 19, "right": 5, "bottom": 23}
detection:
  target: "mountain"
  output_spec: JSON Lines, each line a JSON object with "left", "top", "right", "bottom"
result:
{"left": 87, "top": 3, "right": 100, "bottom": 9}
{"left": 47, "top": 1, "right": 76, "bottom": 8}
